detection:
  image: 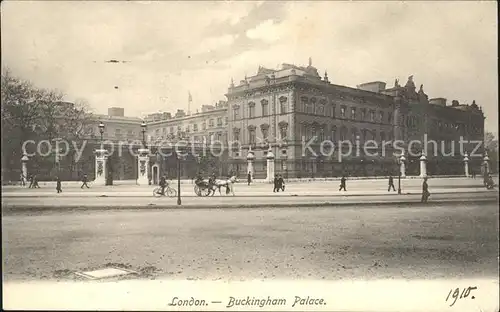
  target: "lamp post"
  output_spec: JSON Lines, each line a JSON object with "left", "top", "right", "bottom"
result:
{"left": 95, "top": 121, "right": 107, "bottom": 186}
{"left": 177, "top": 150, "right": 182, "bottom": 206}
{"left": 141, "top": 121, "right": 147, "bottom": 147}
{"left": 397, "top": 154, "right": 405, "bottom": 195}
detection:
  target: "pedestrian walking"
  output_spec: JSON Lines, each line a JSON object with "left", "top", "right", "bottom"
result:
{"left": 388, "top": 175, "right": 396, "bottom": 192}
{"left": 81, "top": 174, "right": 90, "bottom": 189}
{"left": 247, "top": 171, "right": 252, "bottom": 186}
{"left": 56, "top": 176, "right": 62, "bottom": 193}
{"left": 273, "top": 174, "right": 280, "bottom": 192}
{"left": 159, "top": 175, "right": 167, "bottom": 195}
{"left": 278, "top": 174, "right": 285, "bottom": 191}
{"left": 28, "top": 174, "right": 34, "bottom": 188}
{"left": 32, "top": 175, "right": 40, "bottom": 188}
{"left": 421, "top": 177, "right": 430, "bottom": 203}
{"left": 20, "top": 173, "right": 26, "bottom": 186}
{"left": 471, "top": 170, "right": 476, "bottom": 179}
{"left": 339, "top": 176, "right": 347, "bottom": 191}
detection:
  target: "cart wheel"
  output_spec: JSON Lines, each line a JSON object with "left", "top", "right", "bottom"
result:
{"left": 194, "top": 185, "right": 201, "bottom": 196}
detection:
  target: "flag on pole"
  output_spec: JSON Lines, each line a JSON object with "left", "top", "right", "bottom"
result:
{"left": 188, "top": 91, "right": 192, "bottom": 102}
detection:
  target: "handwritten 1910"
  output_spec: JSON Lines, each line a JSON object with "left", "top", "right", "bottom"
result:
{"left": 445, "top": 286, "right": 477, "bottom": 307}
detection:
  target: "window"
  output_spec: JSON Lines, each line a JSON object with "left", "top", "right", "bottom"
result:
{"left": 193, "top": 124, "right": 198, "bottom": 131}
{"left": 262, "top": 128, "right": 269, "bottom": 140}
{"left": 370, "top": 110, "right": 375, "bottom": 122}
{"left": 360, "top": 108, "right": 366, "bottom": 121}
{"left": 261, "top": 100, "right": 269, "bottom": 116}
{"left": 233, "top": 129, "right": 240, "bottom": 142}
{"left": 351, "top": 107, "right": 356, "bottom": 120}
{"left": 249, "top": 129, "right": 256, "bottom": 144}
{"left": 170, "top": 126, "right": 174, "bottom": 133}
{"left": 301, "top": 97, "right": 308, "bottom": 113}
{"left": 280, "top": 127, "right": 287, "bottom": 140}
{"left": 371, "top": 130, "right": 377, "bottom": 141}
{"left": 202, "top": 122, "right": 206, "bottom": 130}
{"left": 162, "top": 128, "right": 167, "bottom": 134}
{"left": 217, "top": 117, "right": 222, "bottom": 126}
{"left": 380, "top": 131, "right": 386, "bottom": 141}
{"left": 388, "top": 112, "right": 393, "bottom": 124}
{"left": 115, "top": 128, "right": 123, "bottom": 139}
{"left": 351, "top": 127, "right": 358, "bottom": 142}
{"left": 209, "top": 119, "right": 214, "bottom": 127}
{"left": 280, "top": 98, "right": 287, "bottom": 114}
{"left": 331, "top": 104, "right": 336, "bottom": 118}
{"left": 233, "top": 107, "right": 239, "bottom": 120}
{"left": 340, "top": 127, "right": 347, "bottom": 141}
{"left": 248, "top": 104, "right": 255, "bottom": 118}
{"left": 331, "top": 126, "right": 337, "bottom": 141}
{"left": 225, "top": 117, "right": 228, "bottom": 125}
{"left": 379, "top": 111, "right": 384, "bottom": 123}
{"left": 317, "top": 104, "right": 325, "bottom": 115}
{"left": 340, "top": 106, "right": 346, "bottom": 118}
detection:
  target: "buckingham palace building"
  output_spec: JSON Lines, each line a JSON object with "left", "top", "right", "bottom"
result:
{"left": 78, "top": 60, "right": 485, "bottom": 181}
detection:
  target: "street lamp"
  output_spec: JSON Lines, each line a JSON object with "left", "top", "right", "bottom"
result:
{"left": 98, "top": 121, "right": 105, "bottom": 144}
{"left": 397, "top": 154, "right": 405, "bottom": 195}
{"left": 176, "top": 150, "right": 183, "bottom": 206}
{"left": 141, "top": 121, "right": 147, "bottom": 147}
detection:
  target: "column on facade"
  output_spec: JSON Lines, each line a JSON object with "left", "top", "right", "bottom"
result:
{"left": 463, "top": 153, "right": 470, "bottom": 177}
{"left": 419, "top": 153, "right": 427, "bottom": 178}
{"left": 94, "top": 148, "right": 108, "bottom": 186}
{"left": 265, "top": 148, "right": 275, "bottom": 183}
{"left": 137, "top": 147, "right": 150, "bottom": 185}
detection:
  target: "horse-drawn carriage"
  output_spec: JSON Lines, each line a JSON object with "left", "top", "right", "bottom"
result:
{"left": 194, "top": 176, "right": 237, "bottom": 196}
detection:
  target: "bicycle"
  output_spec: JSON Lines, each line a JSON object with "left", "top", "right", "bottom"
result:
{"left": 153, "top": 185, "right": 177, "bottom": 197}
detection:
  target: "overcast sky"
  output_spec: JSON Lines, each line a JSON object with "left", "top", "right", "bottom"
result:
{"left": 1, "top": 1, "right": 497, "bottom": 134}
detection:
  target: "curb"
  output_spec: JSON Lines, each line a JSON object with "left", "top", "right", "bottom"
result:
{"left": 2, "top": 198, "right": 497, "bottom": 214}
{"left": 1, "top": 190, "right": 496, "bottom": 198}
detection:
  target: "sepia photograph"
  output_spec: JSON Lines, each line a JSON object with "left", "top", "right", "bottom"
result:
{"left": 1, "top": 1, "right": 499, "bottom": 311}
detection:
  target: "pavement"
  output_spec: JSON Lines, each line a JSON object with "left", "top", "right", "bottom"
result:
{"left": 2, "top": 177, "right": 497, "bottom": 212}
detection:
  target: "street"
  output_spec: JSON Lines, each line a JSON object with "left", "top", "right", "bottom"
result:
{"left": 3, "top": 202, "right": 498, "bottom": 282}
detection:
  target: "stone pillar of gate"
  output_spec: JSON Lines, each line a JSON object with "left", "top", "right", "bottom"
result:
{"left": 137, "top": 148, "right": 150, "bottom": 185}
{"left": 21, "top": 153, "right": 29, "bottom": 185}
{"left": 483, "top": 153, "right": 490, "bottom": 175}
{"left": 94, "top": 149, "right": 108, "bottom": 186}
{"left": 463, "top": 153, "right": 470, "bottom": 178}
{"left": 265, "top": 147, "right": 275, "bottom": 183}
{"left": 400, "top": 152, "right": 406, "bottom": 178}
{"left": 419, "top": 154, "right": 427, "bottom": 178}
{"left": 246, "top": 147, "right": 255, "bottom": 179}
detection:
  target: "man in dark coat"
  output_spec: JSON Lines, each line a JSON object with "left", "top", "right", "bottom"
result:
{"left": 159, "top": 175, "right": 167, "bottom": 195}
{"left": 339, "top": 176, "right": 347, "bottom": 191}
{"left": 388, "top": 175, "right": 396, "bottom": 192}
{"left": 81, "top": 174, "right": 90, "bottom": 189}
{"left": 247, "top": 172, "right": 252, "bottom": 186}
{"left": 421, "top": 177, "right": 430, "bottom": 203}
{"left": 56, "top": 176, "right": 62, "bottom": 193}
{"left": 273, "top": 174, "right": 280, "bottom": 192}
{"left": 32, "top": 175, "right": 40, "bottom": 188}
{"left": 278, "top": 174, "right": 285, "bottom": 191}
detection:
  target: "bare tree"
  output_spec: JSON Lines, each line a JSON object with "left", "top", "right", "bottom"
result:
{"left": 1, "top": 69, "right": 93, "bottom": 181}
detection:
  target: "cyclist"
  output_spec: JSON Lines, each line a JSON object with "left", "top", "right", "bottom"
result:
{"left": 159, "top": 175, "right": 167, "bottom": 195}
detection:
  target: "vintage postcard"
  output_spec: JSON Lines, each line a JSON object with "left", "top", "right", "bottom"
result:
{"left": 1, "top": 1, "right": 498, "bottom": 311}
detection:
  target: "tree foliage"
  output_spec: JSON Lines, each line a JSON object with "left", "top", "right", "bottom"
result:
{"left": 1, "top": 69, "right": 93, "bottom": 180}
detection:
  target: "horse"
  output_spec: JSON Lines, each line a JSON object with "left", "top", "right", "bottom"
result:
{"left": 210, "top": 176, "right": 237, "bottom": 196}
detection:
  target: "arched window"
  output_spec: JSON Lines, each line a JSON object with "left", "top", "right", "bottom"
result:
{"left": 340, "top": 126, "right": 347, "bottom": 141}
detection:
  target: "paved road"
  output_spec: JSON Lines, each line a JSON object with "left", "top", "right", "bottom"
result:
{"left": 2, "top": 202, "right": 498, "bottom": 282}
